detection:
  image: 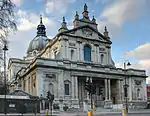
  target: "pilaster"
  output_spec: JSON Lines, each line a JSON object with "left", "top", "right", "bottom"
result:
{"left": 72, "top": 76, "right": 75, "bottom": 98}
{"left": 75, "top": 76, "right": 78, "bottom": 99}
{"left": 129, "top": 77, "right": 132, "bottom": 101}
{"left": 97, "top": 46, "right": 100, "bottom": 63}
{"left": 80, "top": 43, "right": 83, "bottom": 61}
{"left": 105, "top": 78, "right": 108, "bottom": 100}
{"left": 108, "top": 79, "right": 111, "bottom": 100}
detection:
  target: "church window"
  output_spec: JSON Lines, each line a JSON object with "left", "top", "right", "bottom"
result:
{"left": 54, "top": 51, "right": 57, "bottom": 59}
{"left": 71, "top": 49, "right": 74, "bottom": 60}
{"left": 65, "top": 84, "right": 69, "bottom": 95}
{"left": 101, "top": 54, "right": 104, "bottom": 64}
{"left": 84, "top": 45, "right": 91, "bottom": 61}
{"left": 64, "top": 80, "right": 71, "bottom": 95}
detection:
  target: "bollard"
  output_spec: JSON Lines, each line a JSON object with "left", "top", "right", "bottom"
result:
{"left": 122, "top": 108, "right": 126, "bottom": 116}
{"left": 46, "top": 109, "right": 49, "bottom": 116}
{"left": 88, "top": 110, "right": 93, "bottom": 116}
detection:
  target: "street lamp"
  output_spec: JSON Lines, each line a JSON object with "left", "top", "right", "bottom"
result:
{"left": 123, "top": 61, "right": 131, "bottom": 113}
{"left": 84, "top": 77, "right": 96, "bottom": 109}
{"left": 3, "top": 41, "right": 8, "bottom": 115}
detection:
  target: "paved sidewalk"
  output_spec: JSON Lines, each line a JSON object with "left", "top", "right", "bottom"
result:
{"left": 1, "top": 109, "right": 150, "bottom": 116}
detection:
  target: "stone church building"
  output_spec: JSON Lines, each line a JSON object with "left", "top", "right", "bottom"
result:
{"left": 8, "top": 4, "right": 147, "bottom": 110}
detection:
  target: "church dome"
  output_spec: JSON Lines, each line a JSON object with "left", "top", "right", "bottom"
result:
{"left": 27, "top": 36, "right": 48, "bottom": 54}
{"left": 27, "top": 15, "right": 48, "bottom": 55}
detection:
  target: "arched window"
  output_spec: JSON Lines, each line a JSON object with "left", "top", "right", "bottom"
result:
{"left": 54, "top": 51, "right": 57, "bottom": 59}
{"left": 64, "top": 80, "right": 71, "bottom": 95}
{"left": 101, "top": 54, "right": 104, "bottom": 64}
{"left": 84, "top": 45, "right": 91, "bottom": 61}
{"left": 71, "top": 49, "right": 74, "bottom": 60}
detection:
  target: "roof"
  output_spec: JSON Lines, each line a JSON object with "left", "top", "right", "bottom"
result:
{"left": 8, "top": 89, "right": 39, "bottom": 99}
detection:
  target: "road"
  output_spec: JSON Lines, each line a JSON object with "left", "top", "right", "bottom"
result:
{"left": 96, "top": 113, "right": 150, "bottom": 116}
{"left": 1, "top": 112, "right": 150, "bottom": 116}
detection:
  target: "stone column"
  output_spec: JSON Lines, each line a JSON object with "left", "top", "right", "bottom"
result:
{"left": 118, "top": 80, "right": 121, "bottom": 101}
{"left": 80, "top": 43, "right": 83, "bottom": 61}
{"left": 93, "top": 45, "right": 96, "bottom": 62}
{"left": 86, "top": 77, "right": 89, "bottom": 100}
{"left": 66, "top": 40, "right": 69, "bottom": 59}
{"left": 58, "top": 71, "right": 64, "bottom": 98}
{"left": 75, "top": 76, "right": 78, "bottom": 99}
{"left": 105, "top": 78, "right": 108, "bottom": 100}
{"left": 72, "top": 76, "right": 75, "bottom": 99}
{"left": 30, "top": 76, "right": 32, "bottom": 94}
{"left": 62, "top": 40, "right": 66, "bottom": 58}
{"left": 97, "top": 46, "right": 100, "bottom": 63}
{"left": 108, "top": 79, "right": 111, "bottom": 100}
{"left": 129, "top": 77, "right": 132, "bottom": 101}
{"left": 121, "top": 80, "right": 124, "bottom": 101}
{"left": 143, "top": 79, "right": 147, "bottom": 101}
{"left": 77, "top": 42, "right": 80, "bottom": 61}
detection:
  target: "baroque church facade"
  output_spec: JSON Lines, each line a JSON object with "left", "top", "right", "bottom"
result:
{"left": 8, "top": 4, "right": 147, "bottom": 110}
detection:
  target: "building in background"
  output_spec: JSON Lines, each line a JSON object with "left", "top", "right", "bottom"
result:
{"left": 7, "top": 4, "right": 147, "bottom": 110}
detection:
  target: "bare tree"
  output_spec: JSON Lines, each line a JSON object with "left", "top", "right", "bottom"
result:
{"left": 0, "top": 0, "right": 17, "bottom": 43}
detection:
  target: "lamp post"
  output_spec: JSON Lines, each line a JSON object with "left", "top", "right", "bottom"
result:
{"left": 123, "top": 61, "right": 131, "bottom": 113}
{"left": 3, "top": 41, "right": 8, "bottom": 115}
{"left": 85, "top": 77, "right": 96, "bottom": 109}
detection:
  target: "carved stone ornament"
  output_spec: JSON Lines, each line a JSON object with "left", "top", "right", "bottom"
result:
{"left": 82, "top": 28, "right": 93, "bottom": 37}
{"left": 46, "top": 74, "right": 56, "bottom": 79}
{"left": 69, "top": 43, "right": 75, "bottom": 46}
{"left": 134, "top": 80, "right": 142, "bottom": 85}
{"left": 99, "top": 48, "right": 105, "bottom": 51}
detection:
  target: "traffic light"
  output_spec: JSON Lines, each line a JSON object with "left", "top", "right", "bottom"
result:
{"left": 85, "top": 79, "right": 90, "bottom": 91}
{"left": 47, "top": 91, "right": 50, "bottom": 99}
{"left": 99, "top": 87, "right": 103, "bottom": 95}
{"left": 91, "top": 84, "right": 96, "bottom": 94}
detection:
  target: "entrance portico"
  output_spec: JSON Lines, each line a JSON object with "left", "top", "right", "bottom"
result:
{"left": 77, "top": 75, "right": 121, "bottom": 108}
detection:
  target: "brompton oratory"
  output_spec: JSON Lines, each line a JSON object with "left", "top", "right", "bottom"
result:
{"left": 8, "top": 4, "right": 147, "bottom": 111}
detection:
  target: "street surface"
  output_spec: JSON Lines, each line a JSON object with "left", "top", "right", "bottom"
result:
{"left": 1, "top": 109, "right": 150, "bottom": 116}
{"left": 1, "top": 113, "right": 150, "bottom": 116}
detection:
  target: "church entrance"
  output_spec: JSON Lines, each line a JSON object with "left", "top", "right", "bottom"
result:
{"left": 92, "top": 78, "right": 105, "bottom": 107}
{"left": 78, "top": 77, "right": 105, "bottom": 108}
{"left": 111, "top": 79, "right": 118, "bottom": 104}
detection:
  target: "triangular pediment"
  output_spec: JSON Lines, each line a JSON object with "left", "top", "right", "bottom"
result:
{"left": 62, "top": 25, "right": 111, "bottom": 43}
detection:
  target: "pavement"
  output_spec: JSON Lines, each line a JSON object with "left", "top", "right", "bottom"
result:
{"left": 1, "top": 109, "right": 150, "bottom": 116}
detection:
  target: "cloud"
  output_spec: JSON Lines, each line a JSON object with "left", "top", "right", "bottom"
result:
{"left": 12, "top": 0, "right": 23, "bottom": 6}
{"left": 8, "top": 10, "right": 59, "bottom": 58}
{"left": 45, "top": 0, "right": 76, "bottom": 14}
{"left": 117, "top": 43, "right": 150, "bottom": 82}
{"left": 95, "top": 0, "right": 116, "bottom": 5}
{"left": 97, "top": 0, "right": 149, "bottom": 34}
{"left": 124, "top": 43, "right": 150, "bottom": 60}
{"left": 16, "top": 10, "right": 58, "bottom": 31}
{"left": 116, "top": 60, "right": 150, "bottom": 84}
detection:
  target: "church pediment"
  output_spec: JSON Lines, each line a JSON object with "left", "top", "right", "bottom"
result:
{"left": 62, "top": 25, "right": 110, "bottom": 43}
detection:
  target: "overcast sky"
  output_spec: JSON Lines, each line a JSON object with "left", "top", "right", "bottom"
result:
{"left": 5, "top": 0, "right": 150, "bottom": 82}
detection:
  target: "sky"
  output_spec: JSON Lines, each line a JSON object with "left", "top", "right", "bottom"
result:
{"left": 5, "top": 0, "right": 150, "bottom": 82}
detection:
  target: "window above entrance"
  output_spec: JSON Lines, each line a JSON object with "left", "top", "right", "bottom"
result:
{"left": 84, "top": 44, "right": 91, "bottom": 62}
